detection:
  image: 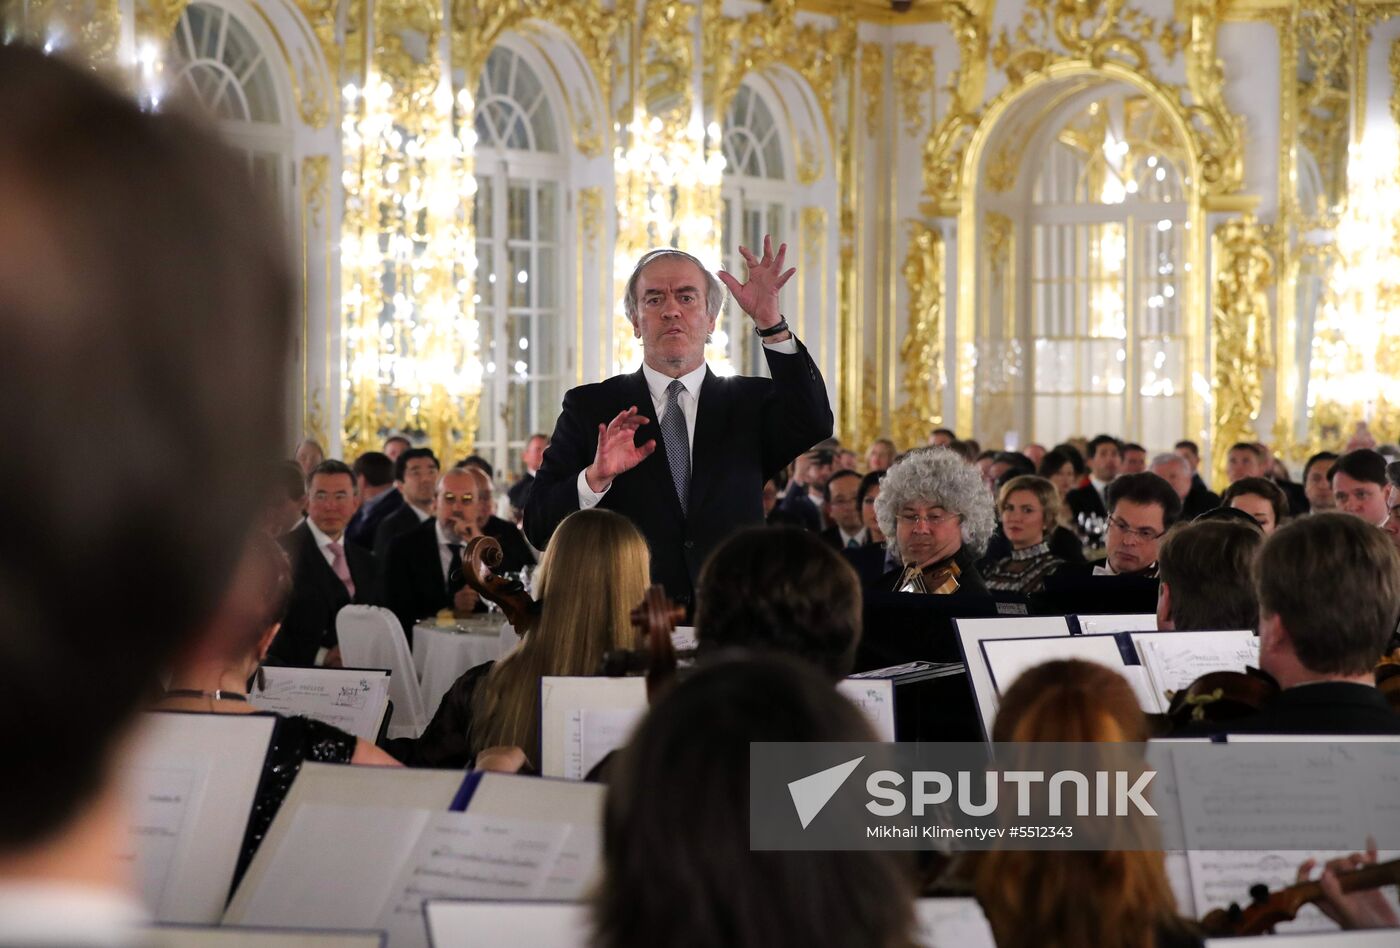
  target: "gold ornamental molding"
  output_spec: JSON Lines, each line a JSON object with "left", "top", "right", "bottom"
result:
{"left": 894, "top": 221, "right": 946, "bottom": 449}
{"left": 893, "top": 43, "right": 935, "bottom": 137}
{"left": 1210, "top": 215, "right": 1276, "bottom": 488}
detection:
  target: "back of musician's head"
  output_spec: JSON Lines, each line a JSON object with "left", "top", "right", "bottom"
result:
{"left": 0, "top": 45, "right": 289, "bottom": 853}
{"left": 594, "top": 656, "right": 916, "bottom": 948}
{"left": 977, "top": 660, "right": 1185, "bottom": 948}
{"left": 694, "top": 527, "right": 862, "bottom": 679}
{"left": 1256, "top": 512, "right": 1400, "bottom": 676}
{"left": 1157, "top": 520, "right": 1263, "bottom": 631}
{"left": 472, "top": 509, "right": 649, "bottom": 761}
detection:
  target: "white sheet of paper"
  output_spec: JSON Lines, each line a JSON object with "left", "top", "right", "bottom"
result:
{"left": 425, "top": 901, "right": 588, "bottom": 948}
{"left": 953, "top": 616, "right": 1072, "bottom": 741}
{"left": 250, "top": 667, "right": 391, "bottom": 741}
{"left": 1131, "top": 630, "right": 1257, "bottom": 710}
{"left": 913, "top": 897, "right": 997, "bottom": 948}
{"left": 563, "top": 707, "right": 645, "bottom": 781}
{"left": 980, "top": 634, "right": 1160, "bottom": 712}
{"left": 1206, "top": 932, "right": 1400, "bottom": 947}
{"left": 539, "top": 677, "right": 647, "bottom": 778}
{"left": 233, "top": 804, "right": 430, "bottom": 930}
{"left": 119, "top": 712, "right": 275, "bottom": 924}
{"left": 376, "top": 812, "right": 571, "bottom": 948}
{"left": 837, "top": 678, "right": 896, "bottom": 741}
{"left": 670, "top": 625, "right": 697, "bottom": 651}
{"left": 136, "top": 925, "right": 384, "bottom": 947}
{"left": 1075, "top": 613, "right": 1158, "bottom": 634}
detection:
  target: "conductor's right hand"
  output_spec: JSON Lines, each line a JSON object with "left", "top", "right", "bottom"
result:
{"left": 584, "top": 406, "right": 655, "bottom": 493}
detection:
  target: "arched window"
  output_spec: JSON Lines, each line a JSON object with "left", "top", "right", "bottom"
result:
{"left": 1025, "top": 93, "right": 1188, "bottom": 449}
{"left": 721, "top": 82, "right": 790, "bottom": 376}
{"left": 472, "top": 44, "right": 565, "bottom": 475}
{"left": 166, "top": 2, "right": 289, "bottom": 203}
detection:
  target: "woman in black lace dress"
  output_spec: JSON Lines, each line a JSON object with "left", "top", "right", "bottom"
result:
{"left": 152, "top": 533, "right": 399, "bottom": 887}
{"left": 978, "top": 475, "right": 1065, "bottom": 595}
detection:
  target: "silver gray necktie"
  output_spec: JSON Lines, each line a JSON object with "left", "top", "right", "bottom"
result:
{"left": 661, "top": 379, "right": 691, "bottom": 514}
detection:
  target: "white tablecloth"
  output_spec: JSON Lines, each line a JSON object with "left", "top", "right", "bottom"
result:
{"left": 413, "top": 618, "right": 520, "bottom": 719}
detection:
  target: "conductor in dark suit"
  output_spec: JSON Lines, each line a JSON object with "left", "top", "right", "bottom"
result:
{"left": 271, "top": 460, "right": 376, "bottom": 666}
{"left": 524, "top": 236, "right": 833, "bottom": 605}
{"left": 381, "top": 467, "right": 485, "bottom": 637}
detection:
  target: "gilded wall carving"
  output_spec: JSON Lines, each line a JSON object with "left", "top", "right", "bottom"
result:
{"left": 860, "top": 42, "right": 884, "bottom": 138}
{"left": 1211, "top": 215, "right": 1275, "bottom": 487}
{"left": 893, "top": 42, "right": 934, "bottom": 137}
{"left": 894, "top": 221, "right": 945, "bottom": 449}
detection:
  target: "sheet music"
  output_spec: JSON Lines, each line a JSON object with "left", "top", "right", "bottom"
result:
{"left": 377, "top": 811, "right": 571, "bottom": 948}
{"left": 1186, "top": 850, "right": 1345, "bottom": 934}
{"left": 1076, "top": 613, "right": 1158, "bottom": 635}
{"left": 137, "top": 926, "right": 384, "bottom": 947}
{"left": 981, "top": 635, "right": 1159, "bottom": 712}
{"left": 119, "top": 766, "right": 202, "bottom": 911}
{"left": 954, "top": 616, "right": 1073, "bottom": 741}
{"left": 251, "top": 667, "right": 391, "bottom": 741}
{"left": 538, "top": 823, "right": 602, "bottom": 900}
{"left": 849, "top": 661, "right": 934, "bottom": 679}
{"left": 913, "top": 897, "right": 997, "bottom": 948}
{"left": 563, "top": 707, "right": 644, "bottom": 780}
{"left": 425, "top": 902, "right": 588, "bottom": 948}
{"left": 670, "top": 625, "right": 697, "bottom": 651}
{"left": 1132, "top": 630, "right": 1257, "bottom": 710}
{"left": 837, "top": 678, "right": 897, "bottom": 741}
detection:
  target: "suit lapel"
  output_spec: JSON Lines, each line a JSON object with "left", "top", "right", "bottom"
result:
{"left": 687, "top": 368, "right": 726, "bottom": 516}
{"left": 627, "top": 368, "right": 685, "bottom": 520}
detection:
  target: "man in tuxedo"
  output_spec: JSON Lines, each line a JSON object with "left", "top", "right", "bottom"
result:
{"left": 382, "top": 467, "right": 485, "bottom": 637}
{"left": 1151, "top": 452, "right": 1219, "bottom": 520}
{"left": 272, "top": 460, "right": 376, "bottom": 666}
{"left": 779, "top": 448, "right": 834, "bottom": 531}
{"left": 1331, "top": 449, "right": 1389, "bottom": 526}
{"left": 1065, "top": 434, "right": 1121, "bottom": 524}
{"left": 372, "top": 447, "right": 440, "bottom": 560}
{"left": 507, "top": 433, "right": 548, "bottom": 521}
{"left": 1155, "top": 519, "right": 1262, "bottom": 631}
{"left": 458, "top": 456, "right": 537, "bottom": 574}
{"left": 1051, "top": 472, "right": 1181, "bottom": 581}
{"left": 1303, "top": 450, "right": 1340, "bottom": 512}
{"left": 820, "top": 469, "right": 868, "bottom": 550}
{"left": 1187, "top": 513, "right": 1400, "bottom": 735}
{"left": 344, "top": 450, "right": 402, "bottom": 550}
{"left": 525, "top": 236, "right": 833, "bottom": 605}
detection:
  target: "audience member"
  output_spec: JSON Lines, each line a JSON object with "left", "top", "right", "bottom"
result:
{"left": 454, "top": 453, "right": 495, "bottom": 477}
{"left": 344, "top": 450, "right": 402, "bottom": 551}
{"left": 154, "top": 534, "right": 398, "bottom": 883}
{"left": 382, "top": 434, "right": 411, "bottom": 464}
{"left": 1174, "top": 439, "right": 1211, "bottom": 493}
{"left": 929, "top": 427, "right": 955, "bottom": 447}
{"left": 273, "top": 460, "right": 374, "bottom": 666}
{"left": 507, "top": 432, "right": 548, "bottom": 521}
{"left": 261, "top": 460, "right": 308, "bottom": 536}
{"left": 1257, "top": 442, "right": 1310, "bottom": 515}
{"left": 1331, "top": 449, "right": 1390, "bottom": 526}
{"left": 392, "top": 509, "right": 648, "bottom": 768}
{"left": 1384, "top": 461, "right": 1400, "bottom": 552}
{"left": 1190, "top": 513, "right": 1400, "bottom": 735}
{"left": 873, "top": 447, "right": 995, "bottom": 595}
{"left": 944, "top": 438, "right": 977, "bottom": 462}
{"left": 0, "top": 44, "right": 289, "bottom": 942}
{"left": 696, "top": 528, "right": 861, "bottom": 679}
{"left": 1121, "top": 442, "right": 1148, "bottom": 474}
{"left": 866, "top": 437, "right": 896, "bottom": 472}
{"left": 1303, "top": 450, "right": 1340, "bottom": 512}
{"left": 988, "top": 451, "right": 1035, "bottom": 489}
{"left": 1051, "top": 441, "right": 1087, "bottom": 481}
{"left": 1038, "top": 448, "right": 1078, "bottom": 502}
{"left": 593, "top": 657, "right": 916, "bottom": 948}
{"left": 820, "top": 469, "right": 868, "bottom": 549}
{"left": 845, "top": 470, "right": 891, "bottom": 585}
{"left": 964, "top": 660, "right": 1201, "bottom": 948}
{"left": 974, "top": 449, "right": 997, "bottom": 491}
{"left": 778, "top": 447, "right": 834, "bottom": 531}
{"left": 1151, "top": 452, "right": 1218, "bottom": 520}
{"left": 1053, "top": 472, "right": 1181, "bottom": 580}
{"left": 372, "top": 447, "right": 440, "bottom": 559}
{"left": 457, "top": 456, "right": 536, "bottom": 573}
{"left": 1023, "top": 442, "right": 1047, "bottom": 466}
{"left": 979, "top": 476, "right": 1065, "bottom": 594}
{"left": 1220, "top": 476, "right": 1288, "bottom": 535}
{"left": 1156, "top": 520, "right": 1263, "bottom": 631}
{"left": 1065, "top": 434, "right": 1121, "bottom": 524}
{"left": 1224, "top": 441, "right": 1264, "bottom": 483}
{"left": 382, "top": 468, "right": 486, "bottom": 638}
{"left": 833, "top": 447, "right": 860, "bottom": 473}
{"left": 294, "top": 438, "right": 324, "bottom": 477}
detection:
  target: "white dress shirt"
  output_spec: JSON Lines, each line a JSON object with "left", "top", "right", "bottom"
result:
{"left": 305, "top": 519, "right": 343, "bottom": 570}
{"left": 576, "top": 335, "right": 799, "bottom": 509}
{"left": 435, "top": 520, "right": 460, "bottom": 585}
{"left": 837, "top": 526, "right": 869, "bottom": 548}
{"left": 0, "top": 881, "right": 148, "bottom": 946}
{"left": 1089, "top": 476, "right": 1111, "bottom": 506}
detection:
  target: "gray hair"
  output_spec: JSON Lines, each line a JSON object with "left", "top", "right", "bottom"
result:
{"left": 1149, "top": 452, "right": 1190, "bottom": 475}
{"left": 874, "top": 446, "right": 996, "bottom": 560}
{"left": 623, "top": 248, "right": 727, "bottom": 324}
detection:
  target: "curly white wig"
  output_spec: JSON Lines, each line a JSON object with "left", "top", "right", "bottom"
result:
{"left": 874, "top": 446, "right": 996, "bottom": 560}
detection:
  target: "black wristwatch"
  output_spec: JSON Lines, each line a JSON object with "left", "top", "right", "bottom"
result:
{"left": 755, "top": 317, "right": 789, "bottom": 338}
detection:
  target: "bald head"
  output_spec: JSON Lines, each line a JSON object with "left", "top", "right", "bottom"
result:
{"left": 436, "top": 467, "right": 490, "bottom": 537}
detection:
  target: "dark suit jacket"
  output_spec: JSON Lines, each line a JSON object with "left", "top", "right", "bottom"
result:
{"left": 271, "top": 522, "right": 375, "bottom": 667}
{"left": 483, "top": 515, "right": 536, "bottom": 574}
{"left": 373, "top": 502, "right": 430, "bottom": 561}
{"left": 1181, "top": 681, "right": 1400, "bottom": 737}
{"left": 382, "top": 517, "right": 456, "bottom": 639}
{"left": 345, "top": 488, "right": 404, "bottom": 551}
{"left": 1065, "top": 483, "right": 1108, "bottom": 522}
{"left": 778, "top": 485, "right": 823, "bottom": 531}
{"left": 1274, "top": 478, "right": 1310, "bottom": 517}
{"left": 845, "top": 541, "right": 893, "bottom": 588}
{"left": 506, "top": 473, "right": 534, "bottom": 513}
{"left": 820, "top": 525, "right": 868, "bottom": 551}
{"left": 524, "top": 344, "right": 833, "bottom": 604}
{"left": 1181, "top": 483, "right": 1221, "bottom": 520}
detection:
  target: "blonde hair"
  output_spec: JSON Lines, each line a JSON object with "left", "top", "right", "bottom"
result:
{"left": 996, "top": 475, "right": 1061, "bottom": 540}
{"left": 470, "top": 509, "right": 650, "bottom": 763}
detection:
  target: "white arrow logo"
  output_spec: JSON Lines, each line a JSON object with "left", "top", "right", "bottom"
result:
{"left": 787, "top": 756, "right": 865, "bottom": 829}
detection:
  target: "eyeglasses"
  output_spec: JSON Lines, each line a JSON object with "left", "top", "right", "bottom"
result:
{"left": 896, "top": 511, "right": 961, "bottom": 528}
{"left": 1107, "top": 516, "right": 1163, "bottom": 542}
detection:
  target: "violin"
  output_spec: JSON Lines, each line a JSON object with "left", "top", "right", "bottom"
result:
{"left": 1164, "top": 666, "right": 1280, "bottom": 731}
{"left": 598, "top": 584, "right": 689, "bottom": 701}
{"left": 1200, "top": 857, "right": 1400, "bottom": 936}
{"left": 460, "top": 535, "right": 541, "bottom": 635}
{"left": 896, "top": 558, "right": 961, "bottom": 595}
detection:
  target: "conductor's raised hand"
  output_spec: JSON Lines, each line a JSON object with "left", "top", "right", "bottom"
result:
{"left": 716, "top": 233, "right": 795, "bottom": 332}
{"left": 585, "top": 406, "right": 656, "bottom": 493}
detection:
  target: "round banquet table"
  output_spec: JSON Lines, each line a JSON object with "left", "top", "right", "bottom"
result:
{"left": 412, "top": 616, "right": 521, "bottom": 719}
